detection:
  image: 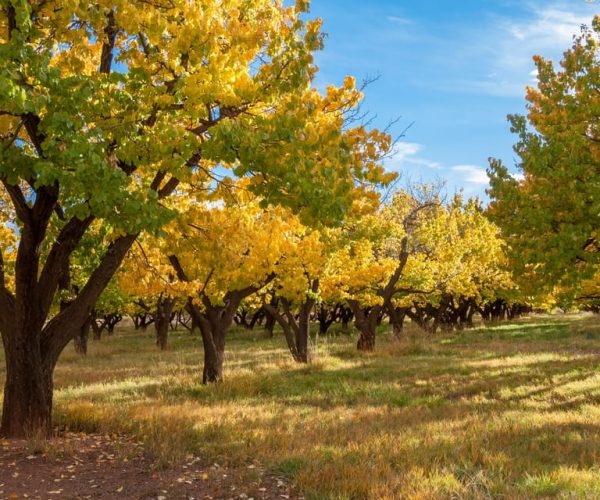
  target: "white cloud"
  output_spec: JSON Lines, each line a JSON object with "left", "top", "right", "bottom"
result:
{"left": 426, "top": 2, "right": 596, "bottom": 97}
{"left": 497, "top": 6, "right": 590, "bottom": 62}
{"left": 383, "top": 145, "right": 490, "bottom": 196}
{"left": 451, "top": 165, "right": 490, "bottom": 184}
{"left": 480, "top": 3, "right": 593, "bottom": 94}
{"left": 511, "top": 172, "right": 525, "bottom": 181}
{"left": 385, "top": 142, "right": 443, "bottom": 172}
{"left": 393, "top": 141, "right": 422, "bottom": 160}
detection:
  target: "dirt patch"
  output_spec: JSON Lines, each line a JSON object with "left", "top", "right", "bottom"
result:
{"left": 0, "top": 433, "right": 300, "bottom": 500}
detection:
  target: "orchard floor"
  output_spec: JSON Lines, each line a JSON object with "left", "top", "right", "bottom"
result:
{"left": 2, "top": 314, "right": 600, "bottom": 499}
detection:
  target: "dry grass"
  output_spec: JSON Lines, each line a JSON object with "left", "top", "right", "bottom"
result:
{"left": 3, "top": 314, "right": 600, "bottom": 498}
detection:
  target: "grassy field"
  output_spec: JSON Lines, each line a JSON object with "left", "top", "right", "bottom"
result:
{"left": 6, "top": 314, "right": 600, "bottom": 499}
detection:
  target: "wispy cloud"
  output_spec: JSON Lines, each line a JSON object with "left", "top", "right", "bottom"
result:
{"left": 386, "top": 142, "right": 442, "bottom": 171}
{"left": 478, "top": 3, "right": 593, "bottom": 95}
{"left": 387, "top": 144, "right": 490, "bottom": 190}
{"left": 451, "top": 165, "right": 490, "bottom": 184}
{"left": 421, "top": 1, "right": 596, "bottom": 97}
{"left": 393, "top": 141, "right": 422, "bottom": 160}
{"left": 492, "top": 5, "right": 591, "bottom": 69}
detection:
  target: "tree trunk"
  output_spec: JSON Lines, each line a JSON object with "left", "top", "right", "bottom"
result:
{"left": 350, "top": 301, "right": 380, "bottom": 352}
{"left": 104, "top": 313, "right": 121, "bottom": 335}
{"left": 1, "top": 335, "right": 53, "bottom": 438}
{"left": 356, "top": 322, "right": 377, "bottom": 351}
{"left": 340, "top": 306, "right": 353, "bottom": 333}
{"left": 263, "top": 296, "right": 279, "bottom": 337}
{"left": 155, "top": 297, "right": 175, "bottom": 350}
{"left": 248, "top": 309, "right": 264, "bottom": 330}
{"left": 74, "top": 315, "right": 92, "bottom": 355}
{"left": 141, "top": 314, "right": 153, "bottom": 331}
{"left": 185, "top": 302, "right": 234, "bottom": 384}
{"left": 263, "top": 281, "right": 318, "bottom": 363}
{"left": 317, "top": 305, "right": 335, "bottom": 335}
{"left": 264, "top": 313, "right": 275, "bottom": 338}
{"left": 431, "top": 295, "right": 451, "bottom": 333}
{"left": 91, "top": 320, "right": 103, "bottom": 340}
{"left": 202, "top": 328, "right": 225, "bottom": 383}
{"left": 295, "top": 312, "right": 310, "bottom": 363}
{"left": 168, "top": 255, "right": 275, "bottom": 384}
{"left": 388, "top": 306, "right": 407, "bottom": 338}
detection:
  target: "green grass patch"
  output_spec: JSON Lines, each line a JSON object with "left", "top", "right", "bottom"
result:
{"left": 1, "top": 313, "right": 600, "bottom": 497}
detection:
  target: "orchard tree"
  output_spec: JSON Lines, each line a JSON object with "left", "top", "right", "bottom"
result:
{"left": 488, "top": 17, "right": 600, "bottom": 290}
{"left": 262, "top": 226, "right": 327, "bottom": 363}
{"left": 119, "top": 241, "right": 179, "bottom": 350}
{"left": 167, "top": 192, "right": 302, "bottom": 383}
{"left": 327, "top": 188, "right": 440, "bottom": 351}
{"left": 405, "top": 197, "right": 516, "bottom": 332}
{"left": 0, "top": 0, "right": 392, "bottom": 437}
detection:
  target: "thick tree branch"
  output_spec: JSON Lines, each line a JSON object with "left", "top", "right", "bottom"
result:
{"left": 0, "top": 248, "right": 15, "bottom": 333}
{"left": 22, "top": 113, "right": 45, "bottom": 157}
{"left": 37, "top": 216, "right": 95, "bottom": 320}
{"left": 263, "top": 301, "right": 299, "bottom": 357}
{"left": 99, "top": 10, "right": 118, "bottom": 75}
{"left": 379, "top": 236, "right": 409, "bottom": 304}
{"left": 158, "top": 177, "right": 180, "bottom": 199}
{"left": 168, "top": 255, "right": 188, "bottom": 281}
{"left": 42, "top": 233, "right": 137, "bottom": 364}
{"left": 1, "top": 180, "right": 30, "bottom": 224}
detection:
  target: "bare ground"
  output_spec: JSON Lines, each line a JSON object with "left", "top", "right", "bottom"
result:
{"left": 0, "top": 433, "right": 300, "bottom": 500}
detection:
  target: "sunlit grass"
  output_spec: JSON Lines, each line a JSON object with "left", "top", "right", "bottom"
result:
{"left": 2, "top": 313, "right": 600, "bottom": 498}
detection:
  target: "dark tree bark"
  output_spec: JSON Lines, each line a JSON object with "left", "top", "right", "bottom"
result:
{"left": 264, "top": 313, "right": 276, "bottom": 338}
{"left": 91, "top": 312, "right": 104, "bottom": 340}
{"left": 56, "top": 255, "right": 89, "bottom": 355}
{"left": 0, "top": 3, "right": 228, "bottom": 437}
{"left": 340, "top": 306, "right": 353, "bottom": 333}
{"left": 387, "top": 305, "right": 408, "bottom": 337}
{"left": 104, "top": 313, "right": 122, "bottom": 335}
{"left": 155, "top": 295, "right": 176, "bottom": 350}
{"left": 429, "top": 295, "right": 451, "bottom": 333}
{"left": 317, "top": 303, "right": 339, "bottom": 335}
{"left": 263, "top": 280, "right": 319, "bottom": 363}
{"left": 407, "top": 305, "right": 428, "bottom": 331}
{"left": 0, "top": 324, "right": 54, "bottom": 438}
{"left": 234, "top": 308, "right": 252, "bottom": 329}
{"left": 133, "top": 301, "right": 155, "bottom": 331}
{"left": 89, "top": 312, "right": 121, "bottom": 339}
{"left": 0, "top": 227, "right": 137, "bottom": 437}
{"left": 74, "top": 315, "right": 92, "bottom": 355}
{"left": 349, "top": 301, "right": 380, "bottom": 351}
{"left": 188, "top": 299, "right": 241, "bottom": 383}
{"left": 248, "top": 308, "right": 265, "bottom": 330}
{"left": 263, "top": 296, "right": 279, "bottom": 338}
{"left": 176, "top": 310, "right": 194, "bottom": 332}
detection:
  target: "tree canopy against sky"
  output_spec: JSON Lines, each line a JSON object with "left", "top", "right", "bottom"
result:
{"left": 488, "top": 17, "right": 600, "bottom": 293}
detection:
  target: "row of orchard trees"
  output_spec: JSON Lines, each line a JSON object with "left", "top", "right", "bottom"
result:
{"left": 100, "top": 181, "right": 526, "bottom": 383}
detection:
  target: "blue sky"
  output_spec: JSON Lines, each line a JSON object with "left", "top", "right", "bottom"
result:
{"left": 308, "top": 0, "right": 599, "bottom": 199}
